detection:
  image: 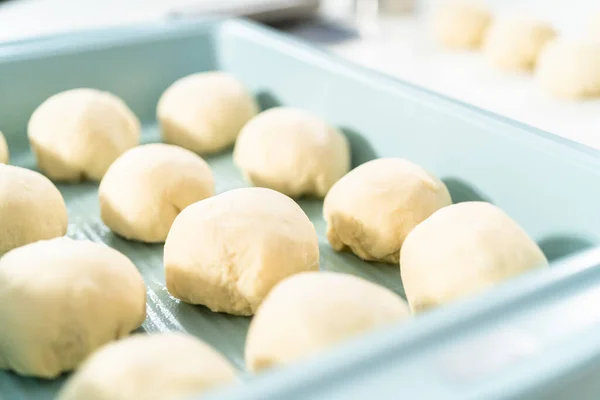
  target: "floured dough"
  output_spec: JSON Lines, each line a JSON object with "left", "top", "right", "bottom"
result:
{"left": 0, "top": 165, "right": 68, "bottom": 254}
{"left": 0, "top": 131, "right": 8, "bottom": 164}
{"left": 99, "top": 143, "right": 214, "bottom": 243}
{"left": 323, "top": 158, "right": 451, "bottom": 264}
{"left": 157, "top": 71, "right": 258, "bottom": 154}
{"left": 164, "top": 187, "right": 319, "bottom": 316}
{"left": 400, "top": 202, "right": 548, "bottom": 313}
{"left": 245, "top": 271, "right": 410, "bottom": 372}
{"left": 0, "top": 238, "right": 146, "bottom": 378}
{"left": 484, "top": 17, "right": 556, "bottom": 72}
{"left": 58, "top": 333, "right": 236, "bottom": 400}
{"left": 28, "top": 88, "right": 140, "bottom": 181}
{"left": 234, "top": 107, "right": 350, "bottom": 198}
{"left": 535, "top": 40, "right": 600, "bottom": 99}
{"left": 432, "top": 0, "right": 492, "bottom": 49}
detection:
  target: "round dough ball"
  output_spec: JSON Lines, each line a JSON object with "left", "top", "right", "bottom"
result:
{"left": 484, "top": 17, "right": 556, "bottom": 72}
{"left": 0, "top": 165, "right": 68, "bottom": 254}
{"left": 400, "top": 202, "right": 548, "bottom": 313}
{"left": 58, "top": 333, "right": 236, "bottom": 400}
{"left": 432, "top": 0, "right": 492, "bottom": 49}
{"left": 0, "top": 237, "right": 146, "bottom": 378}
{"left": 233, "top": 107, "right": 350, "bottom": 199}
{"left": 99, "top": 143, "right": 214, "bottom": 243}
{"left": 157, "top": 72, "right": 258, "bottom": 154}
{"left": 245, "top": 271, "right": 410, "bottom": 372}
{"left": 535, "top": 40, "right": 600, "bottom": 99}
{"left": 0, "top": 131, "right": 8, "bottom": 164}
{"left": 323, "top": 158, "right": 452, "bottom": 264}
{"left": 164, "top": 187, "right": 319, "bottom": 316}
{"left": 28, "top": 88, "right": 140, "bottom": 182}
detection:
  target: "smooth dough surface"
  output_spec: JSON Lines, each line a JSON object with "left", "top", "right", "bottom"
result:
{"left": 400, "top": 202, "right": 548, "bottom": 313}
{"left": 164, "top": 187, "right": 319, "bottom": 316}
{"left": 0, "top": 165, "right": 68, "bottom": 254}
{"left": 535, "top": 40, "right": 600, "bottom": 99}
{"left": 58, "top": 333, "right": 236, "bottom": 400}
{"left": 432, "top": 0, "right": 492, "bottom": 49}
{"left": 484, "top": 17, "right": 556, "bottom": 71}
{"left": 0, "top": 131, "right": 8, "bottom": 164}
{"left": 28, "top": 88, "right": 140, "bottom": 181}
{"left": 157, "top": 71, "right": 258, "bottom": 154}
{"left": 245, "top": 271, "right": 410, "bottom": 372}
{"left": 99, "top": 143, "right": 214, "bottom": 243}
{"left": 0, "top": 238, "right": 146, "bottom": 378}
{"left": 233, "top": 107, "right": 350, "bottom": 198}
{"left": 323, "top": 158, "right": 451, "bottom": 264}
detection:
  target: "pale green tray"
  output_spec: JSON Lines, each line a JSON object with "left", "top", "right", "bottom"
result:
{"left": 2, "top": 17, "right": 600, "bottom": 400}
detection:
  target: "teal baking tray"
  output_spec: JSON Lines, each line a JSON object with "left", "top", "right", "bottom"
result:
{"left": 1, "top": 18, "right": 600, "bottom": 400}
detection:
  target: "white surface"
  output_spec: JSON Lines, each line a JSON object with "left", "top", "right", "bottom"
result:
{"left": 1, "top": 0, "right": 600, "bottom": 149}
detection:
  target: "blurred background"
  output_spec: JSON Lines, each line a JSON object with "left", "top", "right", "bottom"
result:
{"left": 2, "top": 0, "right": 600, "bottom": 149}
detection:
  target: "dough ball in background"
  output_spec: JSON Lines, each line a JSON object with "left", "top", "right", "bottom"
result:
{"left": 484, "top": 17, "right": 556, "bottom": 72}
{"left": 164, "top": 187, "right": 319, "bottom": 316}
{"left": 99, "top": 143, "right": 214, "bottom": 243}
{"left": 245, "top": 271, "right": 410, "bottom": 372}
{"left": 28, "top": 88, "right": 140, "bottom": 182}
{"left": 0, "top": 165, "right": 68, "bottom": 254}
{"left": 233, "top": 107, "right": 351, "bottom": 199}
{"left": 58, "top": 333, "right": 236, "bottom": 400}
{"left": 400, "top": 202, "right": 548, "bottom": 313}
{"left": 158, "top": 71, "right": 258, "bottom": 154}
{"left": 432, "top": 0, "right": 492, "bottom": 49}
{"left": 323, "top": 158, "right": 452, "bottom": 264}
{"left": 0, "top": 131, "right": 8, "bottom": 164}
{"left": 535, "top": 40, "right": 600, "bottom": 99}
{"left": 0, "top": 238, "right": 146, "bottom": 378}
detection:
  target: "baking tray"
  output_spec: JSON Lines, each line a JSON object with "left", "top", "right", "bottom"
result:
{"left": 1, "top": 18, "right": 600, "bottom": 400}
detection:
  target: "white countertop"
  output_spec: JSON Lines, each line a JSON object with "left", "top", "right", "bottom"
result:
{"left": 1, "top": 0, "right": 600, "bottom": 150}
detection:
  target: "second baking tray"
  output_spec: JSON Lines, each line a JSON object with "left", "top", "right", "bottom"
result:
{"left": 1, "top": 18, "right": 600, "bottom": 400}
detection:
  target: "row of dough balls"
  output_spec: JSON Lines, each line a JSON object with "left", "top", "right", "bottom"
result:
{"left": 433, "top": 0, "right": 600, "bottom": 99}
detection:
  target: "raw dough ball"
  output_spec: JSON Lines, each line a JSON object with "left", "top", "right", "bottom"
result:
{"left": 0, "top": 237, "right": 146, "bottom": 378}
{"left": 535, "top": 40, "right": 600, "bottom": 99}
{"left": 164, "top": 187, "right": 319, "bottom": 316}
{"left": 28, "top": 88, "right": 140, "bottom": 181}
{"left": 400, "top": 202, "right": 548, "bottom": 313}
{"left": 484, "top": 17, "right": 556, "bottom": 72}
{"left": 323, "top": 158, "right": 451, "bottom": 264}
{"left": 157, "top": 72, "right": 258, "bottom": 154}
{"left": 233, "top": 107, "right": 350, "bottom": 198}
{"left": 0, "top": 131, "right": 8, "bottom": 164}
{"left": 245, "top": 271, "right": 410, "bottom": 372}
{"left": 0, "top": 165, "right": 68, "bottom": 254}
{"left": 99, "top": 143, "right": 214, "bottom": 243}
{"left": 432, "top": 0, "right": 492, "bottom": 49}
{"left": 58, "top": 333, "right": 236, "bottom": 400}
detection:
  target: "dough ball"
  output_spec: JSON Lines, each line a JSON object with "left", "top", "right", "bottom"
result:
{"left": 99, "top": 143, "right": 214, "bottom": 243}
{"left": 28, "top": 88, "right": 140, "bottom": 182}
{"left": 157, "top": 72, "right": 258, "bottom": 154}
{"left": 164, "top": 187, "right": 319, "bottom": 316}
{"left": 233, "top": 107, "right": 350, "bottom": 198}
{"left": 58, "top": 333, "right": 236, "bottom": 400}
{"left": 245, "top": 271, "right": 410, "bottom": 372}
{"left": 535, "top": 40, "right": 600, "bottom": 99}
{"left": 323, "top": 158, "right": 451, "bottom": 264}
{"left": 0, "top": 165, "right": 68, "bottom": 254}
{"left": 0, "top": 237, "right": 146, "bottom": 378}
{"left": 0, "top": 131, "right": 8, "bottom": 164}
{"left": 432, "top": 0, "right": 492, "bottom": 49}
{"left": 484, "top": 17, "right": 556, "bottom": 72}
{"left": 400, "top": 202, "right": 548, "bottom": 313}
